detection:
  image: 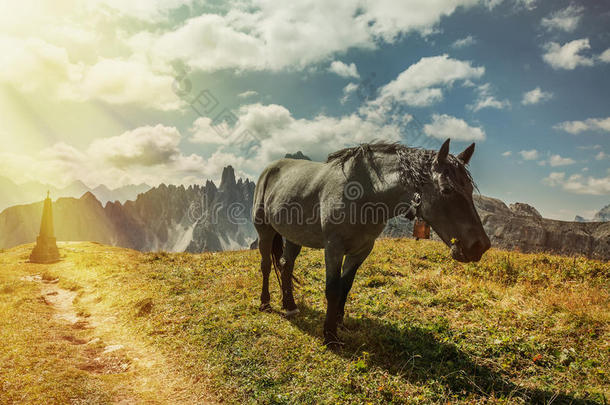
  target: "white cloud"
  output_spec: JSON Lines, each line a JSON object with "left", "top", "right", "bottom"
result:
{"left": 484, "top": 0, "right": 537, "bottom": 10}
{"left": 542, "top": 171, "right": 565, "bottom": 186}
{"left": 189, "top": 103, "right": 402, "bottom": 165}
{"left": 354, "top": 0, "right": 481, "bottom": 41}
{"left": 93, "top": 0, "right": 195, "bottom": 21}
{"left": 543, "top": 172, "right": 610, "bottom": 195}
{"left": 502, "top": 151, "right": 512, "bottom": 157}
{"left": 150, "top": 13, "right": 268, "bottom": 71}
{"left": 599, "top": 48, "right": 610, "bottom": 63}
{"left": 595, "top": 151, "right": 608, "bottom": 160}
{"left": 521, "top": 87, "right": 553, "bottom": 105}
{"left": 76, "top": 58, "right": 182, "bottom": 111}
{"left": 519, "top": 149, "right": 539, "bottom": 160}
{"left": 373, "top": 54, "right": 484, "bottom": 107}
{"left": 469, "top": 83, "right": 510, "bottom": 112}
{"left": 189, "top": 117, "right": 228, "bottom": 145}
{"left": 452, "top": 35, "right": 476, "bottom": 49}
{"left": 548, "top": 154, "right": 575, "bottom": 167}
{"left": 91, "top": 125, "right": 182, "bottom": 168}
{"left": 0, "top": 35, "right": 182, "bottom": 111}
{"left": 0, "top": 36, "right": 83, "bottom": 95}
{"left": 554, "top": 117, "right": 610, "bottom": 134}
{"left": 138, "top": 1, "right": 483, "bottom": 73}
{"left": 186, "top": 101, "right": 412, "bottom": 180}
{"left": 541, "top": 4, "right": 584, "bottom": 32}
{"left": 518, "top": 0, "right": 537, "bottom": 10}
{"left": 423, "top": 114, "right": 486, "bottom": 141}
{"left": 237, "top": 90, "right": 259, "bottom": 99}
{"left": 470, "top": 96, "right": 509, "bottom": 111}
{"left": 328, "top": 61, "right": 360, "bottom": 79}
{"left": 542, "top": 38, "right": 594, "bottom": 70}
{"left": 341, "top": 82, "right": 359, "bottom": 104}
{"left": 0, "top": 125, "right": 218, "bottom": 189}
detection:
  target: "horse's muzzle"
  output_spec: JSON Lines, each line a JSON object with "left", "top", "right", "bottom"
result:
{"left": 451, "top": 237, "right": 491, "bottom": 263}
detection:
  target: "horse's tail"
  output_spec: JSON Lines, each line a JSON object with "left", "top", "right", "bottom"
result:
{"left": 271, "top": 233, "right": 284, "bottom": 292}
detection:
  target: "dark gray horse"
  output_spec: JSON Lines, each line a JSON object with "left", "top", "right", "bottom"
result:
{"left": 252, "top": 139, "right": 490, "bottom": 346}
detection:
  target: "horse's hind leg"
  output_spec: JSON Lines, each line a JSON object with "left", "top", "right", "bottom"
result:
{"left": 257, "top": 227, "right": 275, "bottom": 312}
{"left": 281, "top": 240, "right": 302, "bottom": 316}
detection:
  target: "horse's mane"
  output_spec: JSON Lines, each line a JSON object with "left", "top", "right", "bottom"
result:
{"left": 326, "top": 141, "right": 477, "bottom": 192}
{"left": 326, "top": 142, "right": 405, "bottom": 165}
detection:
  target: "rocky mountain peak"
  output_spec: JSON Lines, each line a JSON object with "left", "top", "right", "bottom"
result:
{"left": 509, "top": 202, "right": 542, "bottom": 219}
{"left": 220, "top": 166, "right": 236, "bottom": 190}
{"left": 285, "top": 151, "right": 311, "bottom": 160}
{"left": 80, "top": 191, "right": 101, "bottom": 205}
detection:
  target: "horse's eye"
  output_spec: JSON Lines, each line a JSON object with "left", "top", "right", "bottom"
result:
{"left": 441, "top": 187, "right": 453, "bottom": 196}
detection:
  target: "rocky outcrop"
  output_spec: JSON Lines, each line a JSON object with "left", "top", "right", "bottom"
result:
{"left": 509, "top": 202, "right": 542, "bottom": 219}
{"left": 284, "top": 151, "right": 311, "bottom": 160}
{"left": 474, "top": 195, "right": 609, "bottom": 260}
{"left": 186, "top": 166, "right": 256, "bottom": 253}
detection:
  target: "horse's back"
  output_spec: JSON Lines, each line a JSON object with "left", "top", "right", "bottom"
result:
{"left": 253, "top": 158, "right": 340, "bottom": 248}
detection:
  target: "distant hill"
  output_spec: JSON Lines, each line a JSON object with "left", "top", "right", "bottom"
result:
{"left": 574, "top": 203, "right": 610, "bottom": 223}
{"left": 0, "top": 177, "right": 150, "bottom": 213}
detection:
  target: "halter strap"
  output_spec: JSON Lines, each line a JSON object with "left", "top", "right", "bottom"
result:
{"left": 403, "top": 192, "right": 421, "bottom": 221}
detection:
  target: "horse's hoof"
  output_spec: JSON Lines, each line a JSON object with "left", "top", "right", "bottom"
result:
{"left": 285, "top": 308, "right": 299, "bottom": 317}
{"left": 323, "top": 331, "right": 343, "bottom": 350}
{"left": 259, "top": 303, "right": 272, "bottom": 312}
{"left": 323, "top": 338, "right": 344, "bottom": 351}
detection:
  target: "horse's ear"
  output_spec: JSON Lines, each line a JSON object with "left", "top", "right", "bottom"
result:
{"left": 457, "top": 143, "right": 475, "bottom": 165}
{"left": 435, "top": 139, "right": 450, "bottom": 165}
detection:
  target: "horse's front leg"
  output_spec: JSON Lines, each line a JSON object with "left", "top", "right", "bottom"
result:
{"left": 323, "top": 239, "right": 345, "bottom": 347}
{"left": 338, "top": 242, "right": 374, "bottom": 327}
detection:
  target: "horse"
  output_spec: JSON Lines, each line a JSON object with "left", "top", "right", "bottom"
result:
{"left": 252, "top": 139, "right": 491, "bottom": 346}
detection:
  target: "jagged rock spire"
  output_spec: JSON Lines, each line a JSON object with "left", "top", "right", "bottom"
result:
{"left": 29, "top": 192, "right": 60, "bottom": 263}
{"left": 220, "top": 165, "right": 236, "bottom": 190}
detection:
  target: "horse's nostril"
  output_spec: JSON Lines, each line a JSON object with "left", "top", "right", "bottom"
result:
{"left": 468, "top": 239, "right": 491, "bottom": 256}
{"left": 468, "top": 240, "right": 486, "bottom": 255}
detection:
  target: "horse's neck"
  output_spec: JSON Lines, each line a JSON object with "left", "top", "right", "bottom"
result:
{"left": 360, "top": 152, "right": 421, "bottom": 206}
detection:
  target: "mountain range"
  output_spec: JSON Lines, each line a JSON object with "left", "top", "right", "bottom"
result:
{"left": 0, "top": 177, "right": 150, "bottom": 213}
{"left": 0, "top": 162, "right": 608, "bottom": 260}
{"left": 575, "top": 204, "right": 610, "bottom": 223}
{"left": 0, "top": 166, "right": 255, "bottom": 253}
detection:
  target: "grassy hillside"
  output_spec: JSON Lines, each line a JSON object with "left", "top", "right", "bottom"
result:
{"left": 1, "top": 239, "right": 608, "bottom": 404}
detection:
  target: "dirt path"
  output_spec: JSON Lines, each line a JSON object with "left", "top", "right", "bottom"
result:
{"left": 21, "top": 266, "right": 214, "bottom": 404}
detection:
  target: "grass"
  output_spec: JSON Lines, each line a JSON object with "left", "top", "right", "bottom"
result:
{"left": 0, "top": 239, "right": 608, "bottom": 404}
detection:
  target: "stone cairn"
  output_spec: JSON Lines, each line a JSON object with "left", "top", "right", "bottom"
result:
{"left": 29, "top": 191, "right": 60, "bottom": 263}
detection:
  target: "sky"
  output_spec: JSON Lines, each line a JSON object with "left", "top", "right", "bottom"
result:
{"left": 0, "top": 0, "right": 609, "bottom": 220}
